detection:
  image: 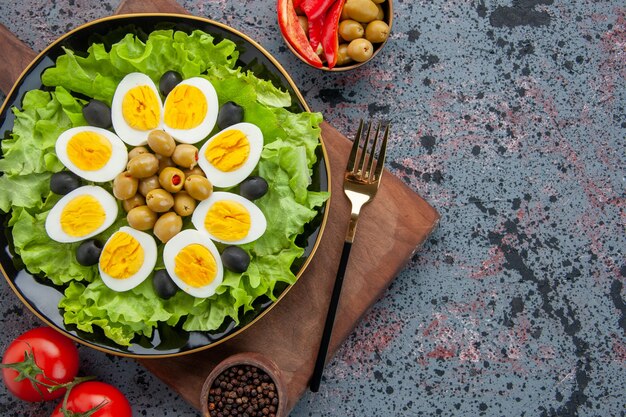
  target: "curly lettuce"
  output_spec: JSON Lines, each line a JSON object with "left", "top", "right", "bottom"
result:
{"left": 0, "top": 29, "right": 328, "bottom": 346}
{"left": 0, "top": 87, "right": 85, "bottom": 212}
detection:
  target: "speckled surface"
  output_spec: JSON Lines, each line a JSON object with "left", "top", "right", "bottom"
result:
{"left": 0, "top": 0, "right": 624, "bottom": 416}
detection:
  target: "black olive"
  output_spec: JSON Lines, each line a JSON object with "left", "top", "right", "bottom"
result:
{"left": 76, "top": 239, "right": 102, "bottom": 266}
{"left": 159, "top": 71, "right": 183, "bottom": 97}
{"left": 239, "top": 176, "right": 268, "bottom": 201}
{"left": 152, "top": 269, "right": 178, "bottom": 299}
{"left": 82, "top": 99, "right": 112, "bottom": 128}
{"left": 217, "top": 101, "right": 244, "bottom": 130}
{"left": 50, "top": 171, "right": 81, "bottom": 195}
{"left": 221, "top": 246, "right": 250, "bottom": 273}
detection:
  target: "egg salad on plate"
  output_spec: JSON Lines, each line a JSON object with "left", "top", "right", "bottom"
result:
{"left": 0, "top": 29, "right": 328, "bottom": 347}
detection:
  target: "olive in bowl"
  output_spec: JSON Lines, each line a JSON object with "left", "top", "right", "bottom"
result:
{"left": 278, "top": 0, "right": 393, "bottom": 71}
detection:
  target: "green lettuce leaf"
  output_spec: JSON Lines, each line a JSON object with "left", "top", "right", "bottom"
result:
{"left": 0, "top": 173, "right": 52, "bottom": 213}
{"left": 0, "top": 88, "right": 83, "bottom": 172}
{"left": 273, "top": 109, "right": 324, "bottom": 167}
{"left": 0, "top": 87, "right": 85, "bottom": 212}
{"left": 60, "top": 280, "right": 161, "bottom": 346}
{"left": 10, "top": 206, "right": 98, "bottom": 285}
{"left": 42, "top": 30, "right": 239, "bottom": 105}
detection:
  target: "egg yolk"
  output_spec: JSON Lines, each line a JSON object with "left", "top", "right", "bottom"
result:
{"left": 60, "top": 195, "right": 106, "bottom": 237}
{"left": 122, "top": 85, "right": 161, "bottom": 130}
{"left": 205, "top": 130, "right": 250, "bottom": 172}
{"left": 164, "top": 85, "right": 207, "bottom": 130}
{"left": 204, "top": 201, "right": 251, "bottom": 241}
{"left": 99, "top": 232, "right": 145, "bottom": 279}
{"left": 67, "top": 131, "right": 112, "bottom": 170}
{"left": 174, "top": 244, "right": 217, "bottom": 288}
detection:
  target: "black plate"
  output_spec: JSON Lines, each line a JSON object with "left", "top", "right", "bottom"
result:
{"left": 0, "top": 14, "right": 329, "bottom": 358}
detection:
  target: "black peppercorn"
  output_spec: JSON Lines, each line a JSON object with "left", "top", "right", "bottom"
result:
{"left": 207, "top": 364, "right": 280, "bottom": 417}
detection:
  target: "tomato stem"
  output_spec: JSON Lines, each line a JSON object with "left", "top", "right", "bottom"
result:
{"left": 55, "top": 376, "right": 103, "bottom": 417}
{"left": 0, "top": 348, "right": 61, "bottom": 399}
{"left": 59, "top": 399, "right": 108, "bottom": 417}
{"left": 0, "top": 347, "right": 102, "bottom": 414}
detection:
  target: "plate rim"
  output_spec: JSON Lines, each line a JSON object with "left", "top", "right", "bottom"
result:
{"left": 0, "top": 12, "right": 332, "bottom": 359}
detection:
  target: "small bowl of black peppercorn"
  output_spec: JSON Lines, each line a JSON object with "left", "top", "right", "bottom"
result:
{"left": 201, "top": 352, "right": 287, "bottom": 417}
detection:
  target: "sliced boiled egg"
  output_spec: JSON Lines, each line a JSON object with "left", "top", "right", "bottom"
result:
{"left": 191, "top": 191, "right": 267, "bottom": 245}
{"left": 111, "top": 72, "right": 163, "bottom": 146}
{"left": 163, "top": 229, "right": 224, "bottom": 298}
{"left": 197, "top": 123, "right": 264, "bottom": 188}
{"left": 55, "top": 126, "right": 128, "bottom": 182}
{"left": 99, "top": 226, "right": 158, "bottom": 292}
{"left": 162, "top": 77, "right": 219, "bottom": 144}
{"left": 45, "top": 186, "right": 118, "bottom": 243}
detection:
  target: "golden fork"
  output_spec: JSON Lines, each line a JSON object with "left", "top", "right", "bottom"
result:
{"left": 310, "top": 120, "right": 389, "bottom": 392}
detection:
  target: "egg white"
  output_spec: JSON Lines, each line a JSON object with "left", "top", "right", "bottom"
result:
{"left": 163, "top": 229, "right": 224, "bottom": 298}
{"left": 191, "top": 191, "right": 267, "bottom": 245}
{"left": 99, "top": 226, "right": 157, "bottom": 292}
{"left": 45, "top": 186, "right": 118, "bottom": 243}
{"left": 111, "top": 72, "right": 163, "bottom": 146}
{"left": 162, "top": 77, "right": 219, "bottom": 144}
{"left": 197, "top": 123, "right": 264, "bottom": 188}
{"left": 55, "top": 126, "right": 128, "bottom": 182}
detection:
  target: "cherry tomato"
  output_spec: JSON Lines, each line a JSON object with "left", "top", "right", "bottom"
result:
{"left": 1, "top": 327, "right": 79, "bottom": 402}
{"left": 50, "top": 381, "right": 132, "bottom": 417}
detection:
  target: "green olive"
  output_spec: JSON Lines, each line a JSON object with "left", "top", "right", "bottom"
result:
{"left": 344, "top": 0, "right": 378, "bottom": 22}
{"left": 112, "top": 171, "right": 138, "bottom": 200}
{"left": 339, "top": 20, "right": 364, "bottom": 42}
{"left": 146, "top": 188, "right": 175, "bottom": 213}
{"left": 183, "top": 166, "right": 205, "bottom": 178}
{"left": 147, "top": 130, "right": 176, "bottom": 157}
{"left": 171, "top": 144, "right": 199, "bottom": 169}
{"left": 173, "top": 191, "right": 197, "bottom": 217}
{"left": 138, "top": 175, "right": 160, "bottom": 197}
{"left": 122, "top": 194, "right": 145, "bottom": 212}
{"left": 298, "top": 15, "right": 309, "bottom": 35}
{"left": 336, "top": 44, "right": 353, "bottom": 66}
{"left": 340, "top": 5, "right": 351, "bottom": 20}
{"left": 127, "top": 205, "right": 158, "bottom": 231}
{"left": 375, "top": 3, "right": 384, "bottom": 20}
{"left": 184, "top": 175, "right": 213, "bottom": 201}
{"left": 365, "top": 20, "right": 389, "bottom": 43}
{"left": 127, "top": 153, "right": 159, "bottom": 178}
{"left": 347, "top": 38, "right": 374, "bottom": 62}
{"left": 153, "top": 212, "right": 182, "bottom": 243}
{"left": 159, "top": 167, "right": 186, "bottom": 193}
{"left": 371, "top": 0, "right": 385, "bottom": 3}
{"left": 156, "top": 154, "right": 176, "bottom": 173}
{"left": 128, "top": 146, "right": 149, "bottom": 160}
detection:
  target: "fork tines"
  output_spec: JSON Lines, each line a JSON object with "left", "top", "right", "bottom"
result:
{"left": 347, "top": 120, "right": 389, "bottom": 183}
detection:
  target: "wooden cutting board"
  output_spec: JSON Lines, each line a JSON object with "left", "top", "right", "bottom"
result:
{"left": 0, "top": 0, "right": 440, "bottom": 413}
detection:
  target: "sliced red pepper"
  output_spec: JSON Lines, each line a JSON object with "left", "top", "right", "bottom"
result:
{"left": 293, "top": 0, "right": 303, "bottom": 7}
{"left": 278, "top": 0, "right": 323, "bottom": 68}
{"left": 308, "top": 14, "right": 324, "bottom": 54}
{"left": 321, "top": 0, "right": 345, "bottom": 69}
{"left": 300, "top": 0, "right": 336, "bottom": 21}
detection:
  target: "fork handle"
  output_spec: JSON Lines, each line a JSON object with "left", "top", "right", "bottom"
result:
{"left": 309, "top": 240, "right": 353, "bottom": 392}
